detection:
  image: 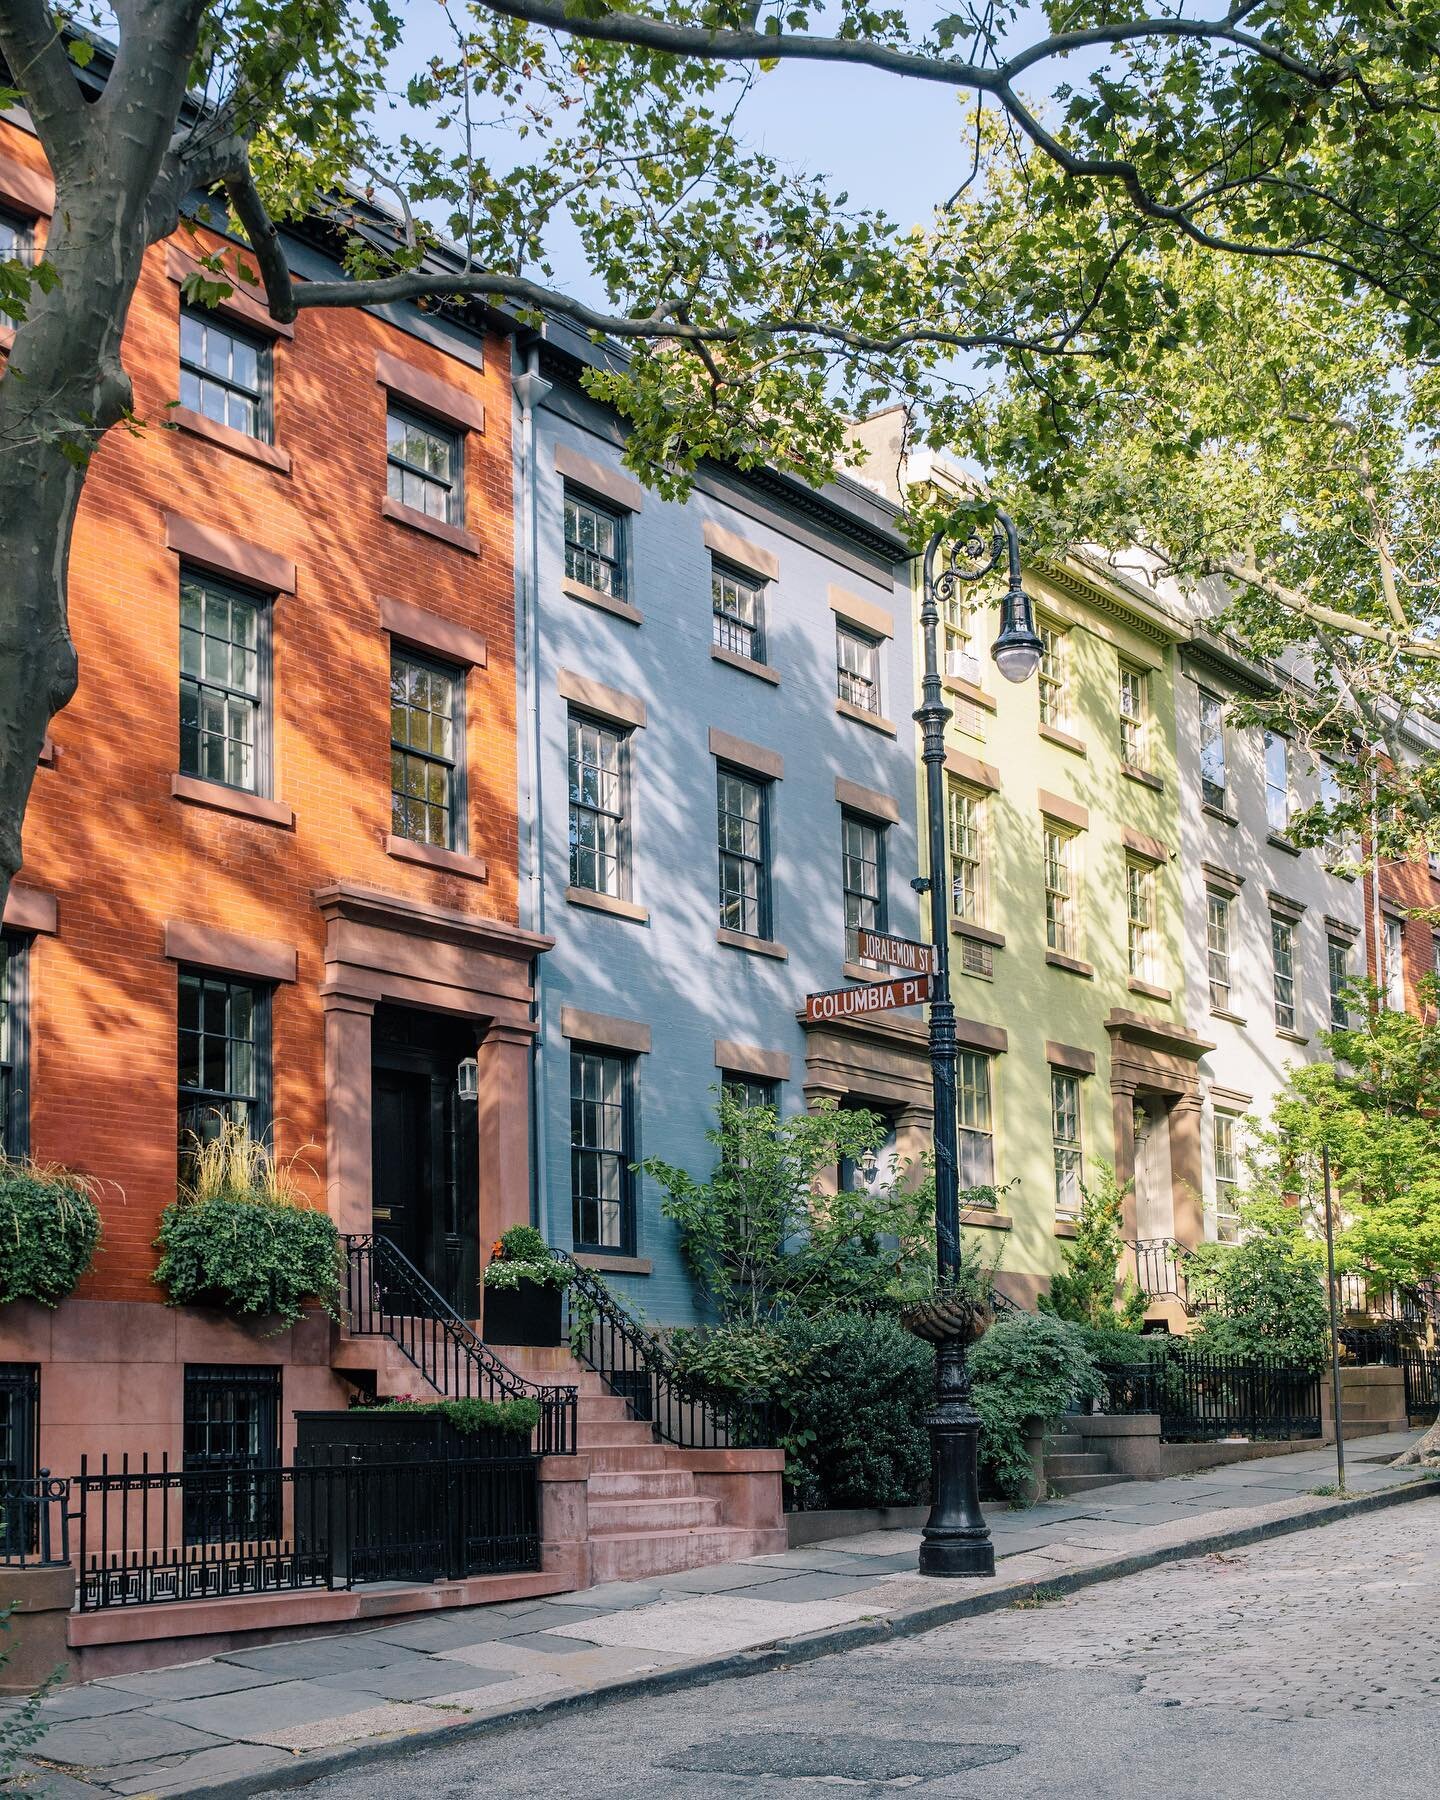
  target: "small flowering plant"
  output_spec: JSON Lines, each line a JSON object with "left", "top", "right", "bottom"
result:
{"left": 482, "top": 1224, "right": 572, "bottom": 1291}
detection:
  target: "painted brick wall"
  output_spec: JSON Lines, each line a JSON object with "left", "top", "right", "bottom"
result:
{"left": 3, "top": 121, "right": 519, "bottom": 1302}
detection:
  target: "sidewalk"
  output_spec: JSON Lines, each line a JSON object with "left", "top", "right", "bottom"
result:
{"left": 7, "top": 1430, "right": 1434, "bottom": 1799}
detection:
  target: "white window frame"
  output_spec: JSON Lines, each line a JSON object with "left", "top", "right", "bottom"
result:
{"left": 956, "top": 1050, "right": 995, "bottom": 1191}
{"left": 1384, "top": 914, "right": 1406, "bottom": 1012}
{"left": 1271, "top": 912, "right": 1297, "bottom": 1032}
{"left": 948, "top": 781, "right": 986, "bottom": 928}
{"left": 1264, "top": 731, "right": 1292, "bottom": 835}
{"left": 1206, "top": 888, "right": 1232, "bottom": 1014}
{"left": 1198, "top": 689, "right": 1227, "bottom": 810}
{"left": 1126, "top": 857, "right": 1157, "bottom": 983}
{"left": 1119, "top": 664, "right": 1148, "bottom": 770}
{"left": 1043, "top": 823, "right": 1078, "bottom": 959}
{"left": 1038, "top": 623, "right": 1069, "bottom": 729}
{"left": 1051, "top": 1069, "right": 1083, "bottom": 1219}
{"left": 1213, "top": 1112, "right": 1241, "bottom": 1243}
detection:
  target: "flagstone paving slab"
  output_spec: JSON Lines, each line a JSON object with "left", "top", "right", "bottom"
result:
{"left": 98, "top": 1660, "right": 291, "bottom": 1702}
{"left": 30, "top": 1711, "right": 227, "bottom": 1771}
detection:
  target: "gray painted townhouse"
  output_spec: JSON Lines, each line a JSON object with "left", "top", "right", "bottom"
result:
{"left": 513, "top": 329, "right": 927, "bottom": 1323}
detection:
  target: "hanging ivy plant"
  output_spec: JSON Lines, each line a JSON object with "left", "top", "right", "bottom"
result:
{"left": 0, "top": 1160, "right": 102, "bottom": 1307}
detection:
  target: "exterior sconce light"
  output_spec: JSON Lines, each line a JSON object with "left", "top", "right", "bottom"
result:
{"left": 457, "top": 1056, "right": 479, "bottom": 1102}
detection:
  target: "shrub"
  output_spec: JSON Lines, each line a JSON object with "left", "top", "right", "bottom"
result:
{"left": 154, "top": 1121, "right": 340, "bottom": 1329}
{"left": 1039, "top": 1164, "right": 1148, "bottom": 1330}
{"left": 363, "top": 1396, "right": 541, "bottom": 1437}
{"left": 968, "top": 1313, "right": 1101, "bottom": 1504}
{"left": 0, "top": 1159, "right": 102, "bottom": 1307}
{"left": 483, "top": 1223, "right": 569, "bottom": 1291}
{"left": 1072, "top": 1322, "right": 1169, "bottom": 1367}
{"left": 1186, "top": 1196, "right": 1329, "bottom": 1369}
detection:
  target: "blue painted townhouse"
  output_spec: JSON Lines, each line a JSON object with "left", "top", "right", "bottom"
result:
{"left": 513, "top": 327, "right": 928, "bottom": 1323}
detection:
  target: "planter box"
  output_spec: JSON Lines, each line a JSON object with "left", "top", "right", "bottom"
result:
{"left": 483, "top": 1278, "right": 563, "bottom": 1346}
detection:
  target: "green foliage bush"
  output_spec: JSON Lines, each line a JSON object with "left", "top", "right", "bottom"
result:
{"left": 483, "top": 1223, "right": 569, "bottom": 1291}
{"left": 0, "top": 1160, "right": 101, "bottom": 1307}
{"left": 1186, "top": 1197, "right": 1329, "bottom": 1368}
{"left": 154, "top": 1197, "right": 342, "bottom": 1329}
{"left": 1038, "top": 1164, "right": 1147, "bottom": 1330}
{"left": 1071, "top": 1322, "right": 1168, "bottom": 1367}
{"left": 365, "top": 1396, "right": 541, "bottom": 1437}
{"left": 968, "top": 1314, "right": 1101, "bottom": 1504}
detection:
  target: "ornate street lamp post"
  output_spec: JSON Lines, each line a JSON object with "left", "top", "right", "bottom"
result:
{"left": 914, "top": 512, "right": 1041, "bottom": 1578}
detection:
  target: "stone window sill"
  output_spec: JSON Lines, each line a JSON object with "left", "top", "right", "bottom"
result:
{"left": 381, "top": 495, "right": 480, "bottom": 555}
{"left": 1039, "top": 723, "right": 1086, "bottom": 757}
{"left": 1128, "top": 977, "right": 1173, "bottom": 1002}
{"left": 1053, "top": 1218, "right": 1079, "bottom": 1239}
{"left": 962, "top": 1209, "right": 1012, "bottom": 1230}
{"left": 1210, "top": 1008, "right": 1249, "bottom": 1026}
{"left": 171, "top": 773, "right": 294, "bottom": 827}
{"left": 573, "top": 1252, "right": 652, "bottom": 1275}
{"left": 711, "top": 644, "right": 780, "bottom": 685}
{"left": 1267, "top": 831, "right": 1301, "bottom": 857}
{"left": 835, "top": 697, "right": 897, "bottom": 737}
{"left": 566, "top": 886, "right": 650, "bottom": 924}
{"left": 170, "top": 405, "right": 293, "bottom": 474}
{"left": 952, "top": 921, "right": 1006, "bottom": 948}
{"left": 385, "top": 833, "right": 488, "bottom": 881}
{"left": 717, "top": 927, "right": 788, "bottom": 961}
{"left": 562, "top": 577, "right": 641, "bottom": 625}
{"left": 1121, "top": 763, "right": 1164, "bottom": 792}
{"left": 943, "top": 677, "right": 997, "bottom": 713}
{"left": 842, "top": 960, "right": 890, "bottom": 983}
{"left": 1276, "top": 1026, "right": 1311, "bottom": 1045}
{"left": 1202, "top": 801, "right": 1238, "bottom": 828}
{"left": 1046, "top": 950, "right": 1094, "bottom": 979}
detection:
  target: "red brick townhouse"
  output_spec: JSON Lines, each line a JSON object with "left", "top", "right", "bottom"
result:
{"left": 0, "top": 113, "right": 545, "bottom": 1482}
{"left": 1364, "top": 717, "right": 1440, "bottom": 1022}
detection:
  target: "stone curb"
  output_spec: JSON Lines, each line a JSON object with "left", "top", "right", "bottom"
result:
{"left": 45, "top": 1474, "right": 1440, "bottom": 1800}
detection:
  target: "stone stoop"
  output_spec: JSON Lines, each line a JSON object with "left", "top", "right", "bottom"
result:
{"left": 1043, "top": 1428, "right": 1135, "bottom": 1498}
{"left": 503, "top": 1344, "right": 787, "bottom": 1583}
{"left": 1323, "top": 1364, "right": 1410, "bottom": 1444}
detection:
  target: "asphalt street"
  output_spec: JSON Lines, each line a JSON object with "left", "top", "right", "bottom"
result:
{"left": 261, "top": 1497, "right": 1440, "bottom": 1798}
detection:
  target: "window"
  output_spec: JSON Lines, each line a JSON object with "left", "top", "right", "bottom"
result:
{"left": 941, "top": 582, "right": 974, "bottom": 677}
{"left": 1206, "top": 889, "right": 1232, "bottom": 1014}
{"left": 1264, "top": 731, "right": 1291, "bottom": 834}
{"left": 179, "top": 307, "right": 268, "bottom": 440}
{"left": 712, "top": 562, "right": 765, "bottom": 663}
{"left": 717, "top": 767, "right": 771, "bottom": 938}
{"left": 570, "top": 1047, "right": 635, "bottom": 1252}
{"left": 1328, "top": 936, "right": 1352, "bottom": 1030}
{"left": 0, "top": 208, "right": 36, "bottom": 326}
{"left": 1384, "top": 914, "right": 1406, "bottom": 1011}
{"left": 948, "top": 782, "right": 986, "bottom": 927}
{"left": 1428, "top": 850, "right": 1440, "bottom": 881}
{"left": 0, "top": 1365, "right": 38, "bottom": 1556}
{"left": 386, "top": 407, "right": 461, "bottom": 523}
{"left": 182, "top": 1365, "right": 281, "bottom": 1545}
{"left": 177, "top": 970, "right": 269, "bottom": 1148}
{"left": 1198, "top": 690, "right": 1227, "bottom": 810}
{"left": 0, "top": 934, "right": 28, "bottom": 1159}
{"left": 842, "top": 812, "right": 886, "bottom": 965}
{"left": 1271, "top": 913, "right": 1297, "bottom": 1032}
{"left": 836, "top": 623, "right": 881, "bottom": 715}
{"left": 722, "top": 1072, "right": 779, "bottom": 1113}
{"left": 1433, "top": 931, "right": 1440, "bottom": 980}
{"left": 1051, "top": 1071, "right": 1083, "bottom": 1219}
{"left": 1126, "top": 858, "right": 1157, "bottom": 983}
{"left": 1213, "top": 1114, "right": 1241, "bottom": 1243}
{"left": 956, "top": 1051, "right": 995, "bottom": 1189}
{"left": 1118, "top": 665, "right": 1147, "bottom": 768}
{"left": 568, "top": 714, "right": 628, "bottom": 897}
{"left": 1043, "top": 825, "right": 1077, "bottom": 958}
{"left": 390, "top": 652, "right": 463, "bottom": 849}
{"left": 179, "top": 571, "right": 267, "bottom": 793}
{"left": 565, "top": 489, "right": 626, "bottom": 599}
{"left": 1038, "top": 624, "right": 1068, "bottom": 728}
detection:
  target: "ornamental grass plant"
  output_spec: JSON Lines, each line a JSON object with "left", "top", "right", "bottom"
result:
{"left": 0, "top": 1156, "right": 102, "bottom": 1307}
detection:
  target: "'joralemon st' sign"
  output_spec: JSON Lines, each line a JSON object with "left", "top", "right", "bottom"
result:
{"left": 855, "top": 929, "right": 937, "bottom": 974}
{"left": 803, "top": 973, "right": 933, "bottom": 1023}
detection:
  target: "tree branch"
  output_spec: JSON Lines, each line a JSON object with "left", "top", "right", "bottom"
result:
{"left": 1221, "top": 555, "right": 1440, "bottom": 660}
{"left": 223, "top": 158, "right": 297, "bottom": 323}
{"left": 0, "top": 0, "right": 88, "bottom": 171}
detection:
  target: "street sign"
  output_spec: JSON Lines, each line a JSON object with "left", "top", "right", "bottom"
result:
{"left": 803, "top": 973, "right": 933, "bottom": 1023}
{"left": 856, "top": 928, "right": 937, "bottom": 975}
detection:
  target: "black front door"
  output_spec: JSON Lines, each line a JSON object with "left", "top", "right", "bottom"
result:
{"left": 371, "top": 1007, "right": 480, "bottom": 1316}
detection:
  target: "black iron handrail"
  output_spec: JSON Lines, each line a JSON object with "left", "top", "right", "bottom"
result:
{"left": 553, "top": 1249, "right": 774, "bottom": 1450}
{"left": 344, "top": 1234, "right": 577, "bottom": 1455}
{"left": 1096, "top": 1350, "right": 1321, "bottom": 1443}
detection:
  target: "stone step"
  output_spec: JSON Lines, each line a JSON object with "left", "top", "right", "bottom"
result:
{"left": 584, "top": 1445, "right": 674, "bottom": 1473}
{"left": 1046, "top": 1433, "right": 1085, "bottom": 1455}
{"left": 588, "top": 1496, "right": 725, "bottom": 1535}
{"left": 571, "top": 1394, "right": 637, "bottom": 1424}
{"left": 1044, "top": 1453, "right": 1113, "bottom": 1477}
{"left": 1046, "top": 1472, "right": 1135, "bottom": 1497}
{"left": 590, "top": 1524, "right": 788, "bottom": 1585}
{"left": 577, "top": 1420, "right": 659, "bottom": 1449}
{"left": 587, "top": 1469, "right": 696, "bottom": 1500}
{"left": 495, "top": 1344, "right": 587, "bottom": 1373}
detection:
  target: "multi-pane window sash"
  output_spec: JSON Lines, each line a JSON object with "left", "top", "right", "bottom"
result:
{"left": 1119, "top": 666, "right": 1146, "bottom": 768}
{"left": 1043, "top": 827, "right": 1076, "bottom": 958}
{"left": 1328, "top": 936, "right": 1352, "bottom": 1030}
{"left": 180, "top": 573, "right": 264, "bottom": 793}
{"left": 717, "top": 767, "right": 770, "bottom": 938}
{"left": 1038, "top": 625, "right": 1067, "bottom": 727}
{"left": 1126, "top": 859, "right": 1156, "bottom": 982}
{"left": 1, "top": 209, "right": 36, "bottom": 328}
{"left": 1271, "top": 914, "right": 1297, "bottom": 1032}
{"left": 1051, "top": 1071, "right": 1082, "bottom": 1218}
{"left": 836, "top": 623, "right": 880, "bottom": 714}
{"left": 1206, "top": 889, "right": 1232, "bottom": 1013}
{"left": 387, "top": 408, "right": 460, "bottom": 522}
{"left": 568, "top": 715, "right": 626, "bottom": 897}
{"left": 182, "top": 1365, "right": 281, "bottom": 1544}
{"left": 390, "top": 654, "right": 461, "bottom": 848}
{"left": 1213, "top": 1114, "right": 1241, "bottom": 1243}
{"left": 948, "top": 782, "right": 984, "bottom": 926}
{"left": 1264, "top": 731, "right": 1291, "bottom": 834}
{"left": 1198, "top": 691, "right": 1227, "bottom": 809}
{"left": 723, "top": 1073, "right": 779, "bottom": 1113}
{"left": 565, "top": 490, "right": 626, "bottom": 598}
{"left": 571, "top": 1047, "right": 633, "bottom": 1251}
{"left": 942, "top": 586, "right": 973, "bottom": 670}
{"left": 0, "top": 935, "right": 21, "bottom": 1159}
{"left": 178, "top": 970, "right": 267, "bottom": 1149}
{"left": 842, "top": 813, "right": 886, "bottom": 965}
{"left": 957, "top": 1051, "right": 995, "bottom": 1190}
{"left": 0, "top": 1365, "right": 38, "bottom": 1555}
{"left": 1384, "top": 915, "right": 1405, "bottom": 1011}
{"left": 712, "top": 562, "right": 765, "bottom": 662}
{"left": 1433, "top": 932, "right": 1440, "bottom": 981}
{"left": 179, "top": 308, "right": 267, "bottom": 440}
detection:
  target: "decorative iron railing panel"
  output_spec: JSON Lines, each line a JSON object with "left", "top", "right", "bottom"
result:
{"left": 1403, "top": 1352, "right": 1440, "bottom": 1420}
{"left": 554, "top": 1250, "right": 774, "bottom": 1450}
{"left": 344, "top": 1234, "right": 577, "bottom": 1455}
{"left": 1096, "top": 1352, "right": 1321, "bottom": 1443}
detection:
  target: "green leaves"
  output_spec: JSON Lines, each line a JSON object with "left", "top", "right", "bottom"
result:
{"left": 0, "top": 1161, "right": 101, "bottom": 1308}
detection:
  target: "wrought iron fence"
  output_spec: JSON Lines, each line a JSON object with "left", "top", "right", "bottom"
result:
{"left": 344, "top": 1234, "right": 577, "bottom": 1455}
{"left": 1125, "top": 1239, "right": 1221, "bottom": 1313}
{"left": 2, "top": 1445, "right": 542, "bottom": 1610}
{"left": 555, "top": 1250, "right": 774, "bottom": 1450}
{"left": 1403, "top": 1352, "right": 1440, "bottom": 1421}
{"left": 1096, "top": 1351, "right": 1321, "bottom": 1443}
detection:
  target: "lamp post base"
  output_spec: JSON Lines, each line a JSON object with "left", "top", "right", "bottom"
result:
{"left": 918, "top": 1336, "right": 995, "bottom": 1579}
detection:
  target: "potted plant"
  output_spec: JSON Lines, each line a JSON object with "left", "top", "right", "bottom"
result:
{"left": 482, "top": 1225, "right": 570, "bottom": 1346}
{"left": 0, "top": 1157, "right": 102, "bottom": 1307}
{"left": 153, "top": 1120, "right": 341, "bottom": 1330}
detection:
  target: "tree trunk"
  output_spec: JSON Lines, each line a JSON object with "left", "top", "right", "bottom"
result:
{"left": 1392, "top": 1412, "right": 1440, "bottom": 1468}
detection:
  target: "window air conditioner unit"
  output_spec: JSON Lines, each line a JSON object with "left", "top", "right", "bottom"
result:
{"left": 944, "top": 650, "right": 981, "bottom": 684}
